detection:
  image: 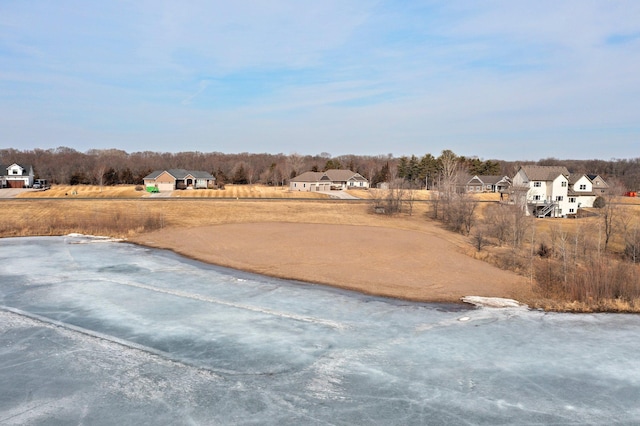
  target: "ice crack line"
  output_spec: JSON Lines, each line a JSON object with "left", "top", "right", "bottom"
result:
{"left": 103, "top": 279, "right": 347, "bottom": 330}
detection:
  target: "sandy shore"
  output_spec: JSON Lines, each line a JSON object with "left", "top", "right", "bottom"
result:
{"left": 132, "top": 223, "right": 531, "bottom": 303}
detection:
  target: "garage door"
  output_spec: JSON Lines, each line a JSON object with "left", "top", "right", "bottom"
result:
{"left": 157, "top": 182, "right": 174, "bottom": 192}
{"left": 7, "top": 180, "right": 24, "bottom": 188}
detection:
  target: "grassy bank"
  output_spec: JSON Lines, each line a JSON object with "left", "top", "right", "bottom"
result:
{"left": 4, "top": 185, "right": 640, "bottom": 312}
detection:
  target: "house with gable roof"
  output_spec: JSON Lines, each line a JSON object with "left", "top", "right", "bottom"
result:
{"left": 289, "top": 169, "right": 369, "bottom": 192}
{"left": 1, "top": 163, "right": 35, "bottom": 188}
{"left": 465, "top": 175, "right": 511, "bottom": 193}
{"left": 511, "top": 165, "right": 571, "bottom": 217}
{"left": 143, "top": 169, "right": 215, "bottom": 191}
{"left": 508, "top": 165, "right": 609, "bottom": 217}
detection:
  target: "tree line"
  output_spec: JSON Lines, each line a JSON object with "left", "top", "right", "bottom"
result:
{"left": 1, "top": 147, "right": 639, "bottom": 190}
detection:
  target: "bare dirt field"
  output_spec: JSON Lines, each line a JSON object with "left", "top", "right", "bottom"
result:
{"left": 134, "top": 222, "right": 532, "bottom": 303}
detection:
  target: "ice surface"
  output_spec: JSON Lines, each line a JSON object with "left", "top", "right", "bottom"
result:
{"left": 1, "top": 235, "right": 640, "bottom": 425}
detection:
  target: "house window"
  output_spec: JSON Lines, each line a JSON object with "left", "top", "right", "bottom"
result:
{"left": 476, "top": 186, "right": 481, "bottom": 191}
{"left": 556, "top": 196, "right": 564, "bottom": 201}
{"left": 561, "top": 181, "right": 567, "bottom": 187}
{"left": 569, "top": 208, "right": 575, "bottom": 213}
{"left": 533, "top": 195, "right": 541, "bottom": 201}
{"left": 569, "top": 197, "right": 576, "bottom": 203}
{"left": 533, "top": 182, "right": 541, "bottom": 187}
{"left": 12, "top": 170, "right": 18, "bottom": 175}
{"left": 579, "top": 184, "right": 586, "bottom": 190}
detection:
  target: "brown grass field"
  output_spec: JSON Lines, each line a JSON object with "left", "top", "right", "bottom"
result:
{"left": 17, "top": 184, "right": 330, "bottom": 199}
{"left": 4, "top": 185, "right": 640, "bottom": 309}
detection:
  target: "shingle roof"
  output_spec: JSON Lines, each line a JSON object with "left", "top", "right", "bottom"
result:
{"left": 324, "top": 169, "right": 367, "bottom": 182}
{"left": 519, "top": 165, "right": 569, "bottom": 181}
{"left": 289, "top": 171, "right": 326, "bottom": 182}
{"left": 478, "top": 175, "right": 507, "bottom": 185}
{"left": 0, "top": 163, "right": 33, "bottom": 177}
{"left": 290, "top": 169, "right": 368, "bottom": 183}
{"left": 144, "top": 169, "right": 214, "bottom": 180}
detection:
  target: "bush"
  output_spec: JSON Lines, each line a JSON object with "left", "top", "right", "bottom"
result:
{"left": 593, "top": 196, "right": 606, "bottom": 208}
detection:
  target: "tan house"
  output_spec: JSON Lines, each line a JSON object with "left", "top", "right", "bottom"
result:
{"left": 289, "top": 169, "right": 369, "bottom": 192}
{"left": 143, "top": 169, "right": 215, "bottom": 191}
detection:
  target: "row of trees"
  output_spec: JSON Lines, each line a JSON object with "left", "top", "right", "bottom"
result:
{"left": 1, "top": 147, "right": 639, "bottom": 191}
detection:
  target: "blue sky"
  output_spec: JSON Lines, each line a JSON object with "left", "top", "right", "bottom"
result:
{"left": 1, "top": 1, "right": 639, "bottom": 160}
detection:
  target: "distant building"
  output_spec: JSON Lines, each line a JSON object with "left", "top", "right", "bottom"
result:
{"left": 1, "top": 163, "right": 35, "bottom": 188}
{"left": 465, "top": 175, "right": 511, "bottom": 193}
{"left": 143, "top": 169, "right": 215, "bottom": 191}
{"left": 290, "top": 169, "right": 369, "bottom": 192}
{"left": 508, "top": 165, "right": 608, "bottom": 217}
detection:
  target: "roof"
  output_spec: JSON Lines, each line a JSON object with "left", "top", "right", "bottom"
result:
{"left": 518, "top": 165, "right": 569, "bottom": 181}
{"left": 467, "top": 175, "right": 509, "bottom": 185}
{"left": 290, "top": 169, "right": 368, "bottom": 183}
{"left": 324, "top": 169, "right": 367, "bottom": 182}
{"left": 144, "top": 169, "right": 214, "bottom": 180}
{"left": 289, "top": 171, "right": 326, "bottom": 183}
{"left": 586, "top": 174, "right": 609, "bottom": 187}
{"left": 1, "top": 163, "right": 33, "bottom": 177}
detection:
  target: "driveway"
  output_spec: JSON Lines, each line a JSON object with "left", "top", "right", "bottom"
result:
{"left": 0, "top": 188, "right": 34, "bottom": 198}
{"left": 317, "top": 190, "right": 360, "bottom": 200}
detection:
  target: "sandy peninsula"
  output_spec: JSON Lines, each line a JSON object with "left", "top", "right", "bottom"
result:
{"left": 132, "top": 223, "right": 532, "bottom": 303}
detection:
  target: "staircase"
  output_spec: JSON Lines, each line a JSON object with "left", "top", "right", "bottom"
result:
{"left": 536, "top": 202, "right": 557, "bottom": 218}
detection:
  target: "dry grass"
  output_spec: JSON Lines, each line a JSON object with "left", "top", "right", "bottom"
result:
{"left": 17, "top": 184, "right": 332, "bottom": 199}
{"left": 0, "top": 198, "right": 439, "bottom": 240}
{"left": 19, "top": 185, "right": 145, "bottom": 198}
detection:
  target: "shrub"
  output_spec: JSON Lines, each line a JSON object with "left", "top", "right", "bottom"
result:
{"left": 593, "top": 196, "right": 606, "bottom": 208}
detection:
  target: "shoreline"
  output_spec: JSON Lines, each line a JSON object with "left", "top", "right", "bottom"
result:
{"left": 129, "top": 222, "right": 533, "bottom": 304}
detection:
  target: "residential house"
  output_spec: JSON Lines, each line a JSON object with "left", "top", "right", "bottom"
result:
{"left": 511, "top": 165, "right": 571, "bottom": 217}
{"left": 465, "top": 175, "right": 511, "bottom": 193}
{"left": 586, "top": 174, "right": 609, "bottom": 195}
{"left": 1, "top": 163, "right": 35, "bottom": 188}
{"left": 289, "top": 169, "right": 369, "bottom": 192}
{"left": 143, "top": 169, "right": 215, "bottom": 191}
{"left": 509, "top": 165, "right": 609, "bottom": 217}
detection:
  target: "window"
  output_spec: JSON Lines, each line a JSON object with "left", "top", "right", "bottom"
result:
{"left": 533, "top": 181, "right": 541, "bottom": 187}
{"left": 12, "top": 170, "right": 18, "bottom": 175}
{"left": 569, "top": 197, "right": 576, "bottom": 203}
{"left": 556, "top": 196, "right": 564, "bottom": 201}
{"left": 533, "top": 195, "right": 541, "bottom": 201}
{"left": 579, "top": 184, "right": 586, "bottom": 190}
{"left": 476, "top": 186, "right": 481, "bottom": 191}
{"left": 561, "top": 181, "right": 567, "bottom": 187}
{"left": 569, "top": 208, "right": 575, "bottom": 213}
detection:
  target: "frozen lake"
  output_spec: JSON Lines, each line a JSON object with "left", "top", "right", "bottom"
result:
{"left": 1, "top": 235, "right": 639, "bottom": 425}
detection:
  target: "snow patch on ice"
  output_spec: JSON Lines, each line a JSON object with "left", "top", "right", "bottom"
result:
{"left": 461, "top": 296, "right": 527, "bottom": 309}
{"left": 65, "top": 233, "right": 124, "bottom": 243}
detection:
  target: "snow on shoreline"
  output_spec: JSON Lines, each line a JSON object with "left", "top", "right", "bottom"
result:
{"left": 461, "top": 296, "right": 527, "bottom": 309}
{"left": 65, "top": 233, "right": 124, "bottom": 243}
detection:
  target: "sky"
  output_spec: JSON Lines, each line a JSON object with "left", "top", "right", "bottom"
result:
{"left": 1, "top": 1, "right": 639, "bottom": 161}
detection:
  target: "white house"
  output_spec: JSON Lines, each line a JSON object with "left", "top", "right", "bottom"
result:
{"left": 511, "top": 165, "right": 571, "bottom": 217}
{"left": 1, "top": 163, "right": 35, "bottom": 188}
{"left": 510, "top": 165, "right": 609, "bottom": 217}
{"left": 290, "top": 169, "right": 369, "bottom": 192}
